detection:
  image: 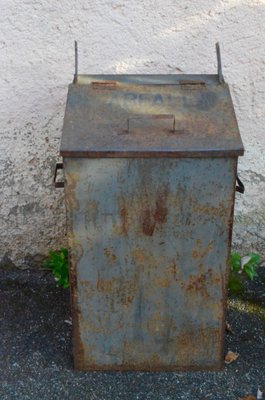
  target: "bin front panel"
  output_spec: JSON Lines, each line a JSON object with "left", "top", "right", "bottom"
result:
{"left": 64, "top": 157, "right": 237, "bottom": 370}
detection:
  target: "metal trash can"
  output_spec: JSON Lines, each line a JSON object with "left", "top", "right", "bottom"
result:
{"left": 56, "top": 44, "right": 244, "bottom": 370}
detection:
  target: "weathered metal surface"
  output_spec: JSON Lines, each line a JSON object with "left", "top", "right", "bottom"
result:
{"left": 63, "top": 157, "right": 237, "bottom": 370}
{"left": 60, "top": 74, "right": 244, "bottom": 158}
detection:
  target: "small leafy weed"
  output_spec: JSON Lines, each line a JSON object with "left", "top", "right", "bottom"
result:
{"left": 229, "top": 252, "right": 260, "bottom": 295}
{"left": 43, "top": 248, "right": 69, "bottom": 288}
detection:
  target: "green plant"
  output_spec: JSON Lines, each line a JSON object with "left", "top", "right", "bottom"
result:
{"left": 228, "top": 252, "right": 260, "bottom": 294}
{"left": 43, "top": 248, "right": 69, "bottom": 288}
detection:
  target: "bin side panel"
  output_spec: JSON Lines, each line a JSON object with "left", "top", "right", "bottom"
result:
{"left": 64, "top": 157, "right": 237, "bottom": 370}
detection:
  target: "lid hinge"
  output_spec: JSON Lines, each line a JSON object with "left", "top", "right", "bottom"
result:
{"left": 179, "top": 80, "right": 206, "bottom": 89}
{"left": 91, "top": 81, "right": 117, "bottom": 90}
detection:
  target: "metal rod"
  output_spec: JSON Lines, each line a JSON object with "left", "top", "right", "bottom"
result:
{"left": 216, "top": 42, "right": 224, "bottom": 84}
{"left": 73, "top": 41, "right": 78, "bottom": 84}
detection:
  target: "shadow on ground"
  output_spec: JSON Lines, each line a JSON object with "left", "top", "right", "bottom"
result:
{"left": 0, "top": 268, "right": 264, "bottom": 400}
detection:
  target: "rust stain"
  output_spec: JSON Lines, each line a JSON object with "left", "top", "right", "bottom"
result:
{"left": 65, "top": 209, "right": 85, "bottom": 370}
{"left": 153, "top": 276, "right": 170, "bottom": 288}
{"left": 141, "top": 189, "right": 168, "bottom": 236}
{"left": 67, "top": 233, "right": 84, "bottom": 296}
{"left": 142, "top": 208, "right": 156, "bottom": 236}
{"left": 112, "top": 223, "right": 123, "bottom": 236}
{"left": 118, "top": 186, "right": 169, "bottom": 237}
{"left": 68, "top": 248, "right": 77, "bottom": 294}
{"left": 209, "top": 300, "right": 223, "bottom": 321}
{"left": 165, "top": 260, "right": 179, "bottom": 281}
{"left": 207, "top": 268, "right": 221, "bottom": 285}
{"left": 146, "top": 311, "right": 162, "bottom": 332}
{"left": 151, "top": 260, "right": 179, "bottom": 288}
{"left": 150, "top": 354, "right": 160, "bottom": 365}
{"left": 120, "top": 206, "right": 129, "bottom": 235}
{"left": 182, "top": 268, "right": 222, "bottom": 300}
{"left": 154, "top": 197, "right": 168, "bottom": 223}
{"left": 120, "top": 339, "right": 169, "bottom": 369}
{"left": 131, "top": 248, "right": 163, "bottom": 269}
{"left": 72, "top": 311, "right": 86, "bottom": 370}
{"left": 96, "top": 274, "right": 136, "bottom": 306}
{"left": 146, "top": 314, "right": 176, "bottom": 339}
{"left": 66, "top": 236, "right": 85, "bottom": 370}
{"left": 120, "top": 293, "right": 135, "bottom": 307}
{"left": 192, "top": 241, "right": 213, "bottom": 260}
{"left": 185, "top": 273, "right": 209, "bottom": 298}
{"left": 74, "top": 361, "right": 222, "bottom": 371}
{"left": 77, "top": 343, "right": 99, "bottom": 370}
{"left": 96, "top": 276, "right": 114, "bottom": 292}
{"left": 191, "top": 199, "right": 227, "bottom": 219}
{"left": 79, "top": 280, "right": 94, "bottom": 299}
{"left": 176, "top": 328, "right": 220, "bottom": 365}
{"left": 79, "top": 315, "right": 104, "bottom": 334}
{"left": 104, "top": 248, "right": 117, "bottom": 263}
{"left": 131, "top": 248, "right": 146, "bottom": 264}
{"left": 84, "top": 201, "right": 98, "bottom": 227}
{"left": 65, "top": 171, "right": 80, "bottom": 212}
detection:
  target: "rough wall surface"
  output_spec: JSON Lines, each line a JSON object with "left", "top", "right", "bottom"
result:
{"left": 1, "top": 0, "right": 265, "bottom": 266}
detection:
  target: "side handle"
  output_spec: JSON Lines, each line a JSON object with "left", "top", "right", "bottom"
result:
{"left": 236, "top": 175, "right": 244, "bottom": 194}
{"left": 54, "top": 162, "right": 64, "bottom": 188}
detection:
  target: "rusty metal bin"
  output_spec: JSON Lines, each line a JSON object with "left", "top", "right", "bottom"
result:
{"left": 57, "top": 46, "right": 244, "bottom": 370}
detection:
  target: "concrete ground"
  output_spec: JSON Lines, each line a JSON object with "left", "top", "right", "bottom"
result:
{"left": 0, "top": 268, "right": 264, "bottom": 400}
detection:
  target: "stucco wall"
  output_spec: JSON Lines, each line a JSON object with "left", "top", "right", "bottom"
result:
{"left": 1, "top": 0, "right": 265, "bottom": 266}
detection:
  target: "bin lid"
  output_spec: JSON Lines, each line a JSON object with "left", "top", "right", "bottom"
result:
{"left": 60, "top": 74, "right": 244, "bottom": 158}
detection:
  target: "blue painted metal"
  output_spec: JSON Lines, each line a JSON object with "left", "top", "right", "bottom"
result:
{"left": 60, "top": 72, "right": 244, "bottom": 370}
{"left": 63, "top": 156, "right": 237, "bottom": 370}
